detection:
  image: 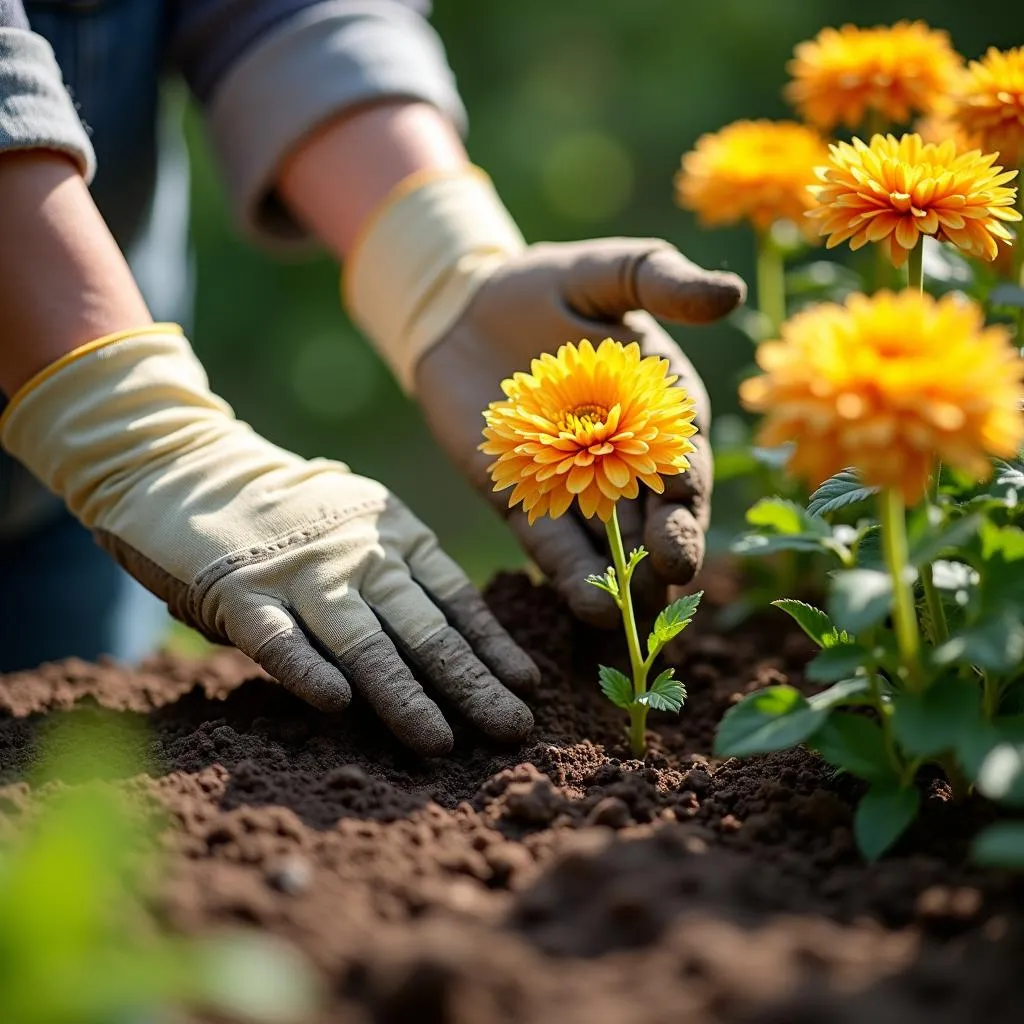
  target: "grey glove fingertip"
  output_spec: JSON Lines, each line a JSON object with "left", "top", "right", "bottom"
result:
{"left": 434, "top": 584, "right": 541, "bottom": 695}
{"left": 644, "top": 503, "right": 706, "bottom": 584}
{"left": 638, "top": 249, "right": 747, "bottom": 325}
{"left": 414, "top": 627, "right": 534, "bottom": 743}
{"left": 342, "top": 633, "right": 454, "bottom": 757}
{"left": 254, "top": 629, "right": 353, "bottom": 712}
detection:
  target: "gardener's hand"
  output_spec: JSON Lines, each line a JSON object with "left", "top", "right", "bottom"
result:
{"left": 344, "top": 167, "right": 743, "bottom": 626}
{"left": 415, "top": 237, "right": 742, "bottom": 625}
{"left": 0, "top": 327, "right": 536, "bottom": 755}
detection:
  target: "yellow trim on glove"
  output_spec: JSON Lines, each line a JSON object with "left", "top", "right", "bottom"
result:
{"left": 0, "top": 323, "right": 184, "bottom": 431}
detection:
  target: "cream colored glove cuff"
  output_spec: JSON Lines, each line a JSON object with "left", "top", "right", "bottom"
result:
{"left": 343, "top": 167, "right": 526, "bottom": 393}
{"left": 0, "top": 326, "right": 537, "bottom": 752}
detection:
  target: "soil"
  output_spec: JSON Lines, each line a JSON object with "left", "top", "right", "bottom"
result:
{"left": 3, "top": 566, "right": 1024, "bottom": 1023}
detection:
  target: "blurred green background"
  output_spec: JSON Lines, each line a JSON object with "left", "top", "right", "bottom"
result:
{"left": 184, "top": 0, "right": 1019, "bottom": 586}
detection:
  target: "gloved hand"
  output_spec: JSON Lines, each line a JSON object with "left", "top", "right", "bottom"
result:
{"left": 0, "top": 326, "right": 536, "bottom": 755}
{"left": 345, "top": 169, "right": 746, "bottom": 626}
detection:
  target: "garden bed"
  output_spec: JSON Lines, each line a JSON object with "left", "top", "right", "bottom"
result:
{"left": 2, "top": 568, "right": 1023, "bottom": 1023}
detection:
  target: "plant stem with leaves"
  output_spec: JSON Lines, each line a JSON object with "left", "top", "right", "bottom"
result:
{"left": 589, "top": 506, "right": 700, "bottom": 757}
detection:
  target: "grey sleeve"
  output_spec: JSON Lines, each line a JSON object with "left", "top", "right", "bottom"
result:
{"left": 170, "top": 0, "right": 467, "bottom": 249}
{"left": 0, "top": 7, "right": 96, "bottom": 180}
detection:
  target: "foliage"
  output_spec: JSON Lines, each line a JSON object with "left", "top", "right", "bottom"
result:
{"left": 0, "top": 713, "right": 319, "bottom": 1023}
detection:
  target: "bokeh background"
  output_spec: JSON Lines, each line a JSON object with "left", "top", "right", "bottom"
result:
{"left": 184, "top": 0, "right": 1018, "bottom": 586}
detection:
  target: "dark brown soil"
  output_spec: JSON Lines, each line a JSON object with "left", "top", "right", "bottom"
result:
{"left": 3, "top": 567, "right": 1024, "bottom": 1023}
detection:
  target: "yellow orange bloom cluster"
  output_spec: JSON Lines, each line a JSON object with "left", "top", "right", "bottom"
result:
{"left": 785, "top": 21, "right": 962, "bottom": 132}
{"left": 482, "top": 340, "right": 696, "bottom": 524}
{"left": 949, "top": 47, "right": 1024, "bottom": 169}
{"left": 807, "top": 133, "right": 1020, "bottom": 266}
{"left": 740, "top": 291, "right": 1024, "bottom": 503}
{"left": 675, "top": 120, "right": 829, "bottom": 237}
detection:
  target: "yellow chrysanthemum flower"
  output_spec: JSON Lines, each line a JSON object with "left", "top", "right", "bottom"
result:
{"left": 950, "top": 47, "right": 1024, "bottom": 170}
{"left": 807, "top": 133, "right": 1020, "bottom": 267}
{"left": 786, "top": 21, "right": 963, "bottom": 132}
{"left": 481, "top": 340, "right": 697, "bottom": 524}
{"left": 675, "top": 120, "right": 830, "bottom": 237}
{"left": 740, "top": 291, "right": 1024, "bottom": 504}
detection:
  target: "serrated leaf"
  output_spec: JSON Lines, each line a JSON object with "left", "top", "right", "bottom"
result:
{"left": 806, "top": 644, "right": 870, "bottom": 683}
{"left": 771, "top": 599, "right": 835, "bottom": 647}
{"left": 643, "top": 669, "right": 686, "bottom": 713}
{"left": 890, "top": 676, "right": 982, "bottom": 759}
{"left": 855, "top": 785, "right": 919, "bottom": 860}
{"left": 714, "top": 685, "right": 828, "bottom": 757}
{"left": 971, "top": 822, "right": 1024, "bottom": 866}
{"left": 808, "top": 676, "right": 875, "bottom": 711}
{"left": 598, "top": 665, "right": 634, "bottom": 710}
{"left": 809, "top": 713, "right": 896, "bottom": 784}
{"left": 828, "top": 568, "right": 895, "bottom": 633}
{"left": 807, "top": 469, "right": 879, "bottom": 518}
{"left": 648, "top": 592, "right": 703, "bottom": 654}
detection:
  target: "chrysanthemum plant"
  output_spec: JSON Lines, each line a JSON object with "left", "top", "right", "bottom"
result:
{"left": 482, "top": 339, "right": 703, "bottom": 757}
{"left": 714, "top": 96, "right": 1024, "bottom": 863}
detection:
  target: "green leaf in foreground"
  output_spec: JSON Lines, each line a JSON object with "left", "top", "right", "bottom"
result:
{"left": 714, "top": 685, "right": 828, "bottom": 757}
{"left": 971, "top": 822, "right": 1024, "bottom": 867}
{"left": 828, "top": 568, "right": 894, "bottom": 633}
{"left": 855, "top": 785, "right": 919, "bottom": 861}
{"left": 807, "top": 469, "right": 879, "bottom": 518}
{"left": 806, "top": 644, "right": 870, "bottom": 683}
{"left": 648, "top": 591, "right": 703, "bottom": 655}
{"left": 746, "top": 497, "right": 830, "bottom": 536}
{"left": 809, "top": 713, "right": 895, "bottom": 784}
{"left": 641, "top": 669, "right": 686, "bottom": 713}
{"left": 771, "top": 599, "right": 836, "bottom": 648}
{"left": 976, "top": 743, "right": 1024, "bottom": 807}
{"left": 598, "top": 665, "right": 634, "bottom": 710}
{"left": 807, "top": 676, "right": 875, "bottom": 711}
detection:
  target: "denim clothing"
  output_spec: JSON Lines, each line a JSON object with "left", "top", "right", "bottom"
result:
{"left": 0, "top": 0, "right": 462, "bottom": 668}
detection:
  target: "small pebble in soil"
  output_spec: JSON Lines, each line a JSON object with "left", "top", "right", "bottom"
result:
{"left": 267, "top": 854, "right": 313, "bottom": 896}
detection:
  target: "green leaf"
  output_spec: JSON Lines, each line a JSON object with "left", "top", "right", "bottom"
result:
{"left": 807, "top": 676, "right": 875, "bottom": 711}
{"left": 714, "top": 685, "right": 828, "bottom": 757}
{"left": 976, "top": 743, "right": 1024, "bottom": 807}
{"left": 855, "top": 785, "right": 920, "bottom": 860}
{"left": 771, "top": 599, "right": 835, "bottom": 647}
{"left": 598, "top": 665, "right": 634, "bottom": 710}
{"left": 806, "top": 644, "right": 871, "bottom": 683}
{"left": 957, "top": 715, "right": 1024, "bottom": 780}
{"left": 934, "top": 610, "right": 1024, "bottom": 673}
{"left": 807, "top": 469, "right": 879, "bottom": 518}
{"left": 747, "top": 497, "right": 830, "bottom": 536}
{"left": 626, "top": 546, "right": 649, "bottom": 573}
{"left": 890, "top": 675, "right": 983, "bottom": 758}
{"left": 828, "top": 568, "right": 894, "bottom": 633}
{"left": 809, "top": 713, "right": 896, "bottom": 784}
{"left": 909, "top": 514, "right": 982, "bottom": 568}
{"left": 585, "top": 567, "right": 619, "bottom": 599}
{"left": 642, "top": 669, "right": 686, "bottom": 713}
{"left": 647, "top": 592, "right": 703, "bottom": 655}
{"left": 971, "top": 822, "right": 1024, "bottom": 867}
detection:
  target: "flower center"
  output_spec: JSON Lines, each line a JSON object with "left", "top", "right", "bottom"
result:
{"left": 561, "top": 403, "right": 609, "bottom": 432}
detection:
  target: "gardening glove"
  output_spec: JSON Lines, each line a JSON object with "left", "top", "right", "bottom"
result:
{"left": 0, "top": 326, "right": 536, "bottom": 755}
{"left": 345, "top": 168, "right": 746, "bottom": 627}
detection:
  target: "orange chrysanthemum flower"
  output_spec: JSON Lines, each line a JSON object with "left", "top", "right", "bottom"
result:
{"left": 949, "top": 47, "right": 1024, "bottom": 169}
{"left": 739, "top": 291, "right": 1024, "bottom": 504}
{"left": 481, "top": 340, "right": 697, "bottom": 524}
{"left": 675, "top": 120, "right": 830, "bottom": 237}
{"left": 807, "top": 133, "right": 1021, "bottom": 267}
{"left": 786, "top": 21, "right": 963, "bottom": 132}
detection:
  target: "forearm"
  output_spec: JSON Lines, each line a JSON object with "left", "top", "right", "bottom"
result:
{"left": 277, "top": 99, "right": 469, "bottom": 258}
{"left": 0, "top": 152, "right": 151, "bottom": 396}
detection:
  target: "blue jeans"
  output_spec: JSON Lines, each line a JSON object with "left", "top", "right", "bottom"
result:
{"left": 0, "top": 2, "right": 194, "bottom": 671}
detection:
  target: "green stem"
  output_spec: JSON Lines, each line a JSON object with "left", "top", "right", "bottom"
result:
{"left": 879, "top": 487, "right": 923, "bottom": 691}
{"left": 920, "top": 563, "right": 948, "bottom": 645}
{"left": 982, "top": 670, "right": 1000, "bottom": 718}
{"left": 907, "top": 239, "right": 924, "bottom": 293}
{"left": 869, "top": 671, "right": 902, "bottom": 776}
{"left": 605, "top": 506, "right": 650, "bottom": 757}
{"left": 755, "top": 230, "right": 786, "bottom": 338}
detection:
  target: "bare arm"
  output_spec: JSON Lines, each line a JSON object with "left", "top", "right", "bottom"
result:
{"left": 0, "top": 151, "right": 151, "bottom": 396}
